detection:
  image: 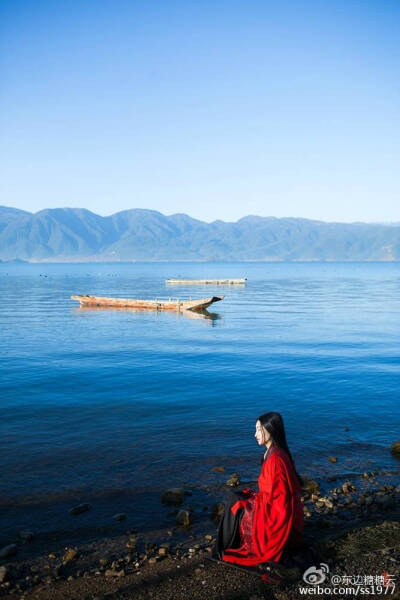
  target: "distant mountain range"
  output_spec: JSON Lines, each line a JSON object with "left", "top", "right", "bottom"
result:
{"left": 0, "top": 205, "right": 399, "bottom": 261}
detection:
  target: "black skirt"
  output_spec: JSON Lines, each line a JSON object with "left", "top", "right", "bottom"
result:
{"left": 215, "top": 490, "right": 247, "bottom": 560}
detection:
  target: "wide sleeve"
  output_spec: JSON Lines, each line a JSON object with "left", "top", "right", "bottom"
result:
{"left": 253, "top": 454, "right": 295, "bottom": 563}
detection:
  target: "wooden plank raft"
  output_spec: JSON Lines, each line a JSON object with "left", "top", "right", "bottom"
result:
{"left": 166, "top": 278, "right": 247, "bottom": 285}
{"left": 71, "top": 295, "right": 224, "bottom": 312}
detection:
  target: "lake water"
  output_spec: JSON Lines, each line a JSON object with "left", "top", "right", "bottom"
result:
{"left": 1, "top": 262, "right": 400, "bottom": 543}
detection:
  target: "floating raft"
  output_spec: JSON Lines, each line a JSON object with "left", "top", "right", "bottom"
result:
{"left": 166, "top": 278, "right": 247, "bottom": 285}
{"left": 71, "top": 295, "right": 224, "bottom": 312}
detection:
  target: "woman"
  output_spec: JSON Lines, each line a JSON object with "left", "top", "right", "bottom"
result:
{"left": 217, "top": 412, "right": 304, "bottom": 566}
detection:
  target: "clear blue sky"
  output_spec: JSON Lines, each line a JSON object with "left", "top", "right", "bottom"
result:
{"left": 1, "top": 0, "right": 399, "bottom": 222}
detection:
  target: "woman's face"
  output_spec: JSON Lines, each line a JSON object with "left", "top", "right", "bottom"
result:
{"left": 255, "top": 420, "right": 271, "bottom": 446}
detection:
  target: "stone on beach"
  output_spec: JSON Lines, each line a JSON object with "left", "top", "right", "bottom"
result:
{"left": 112, "top": 513, "right": 127, "bottom": 521}
{"left": 0, "top": 566, "right": 11, "bottom": 583}
{"left": 69, "top": 503, "right": 92, "bottom": 516}
{"left": 225, "top": 473, "right": 240, "bottom": 487}
{"left": 302, "top": 477, "right": 320, "bottom": 494}
{"left": 0, "top": 544, "right": 18, "bottom": 559}
{"left": 161, "top": 488, "right": 184, "bottom": 505}
{"left": 63, "top": 548, "right": 79, "bottom": 563}
{"left": 390, "top": 440, "right": 400, "bottom": 456}
{"left": 105, "top": 568, "right": 125, "bottom": 577}
{"left": 176, "top": 509, "right": 193, "bottom": 528}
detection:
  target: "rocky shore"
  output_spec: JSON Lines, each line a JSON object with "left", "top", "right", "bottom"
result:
{"left": 1, "top": 466, "right": 399, "bottom": 600}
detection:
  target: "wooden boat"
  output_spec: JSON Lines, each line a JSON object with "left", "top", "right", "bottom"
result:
{"left": 166, "top": 278, "right": 247, "bottom": 285}
{"left": 71, "top": 294, "right": 224, "bottom": 312}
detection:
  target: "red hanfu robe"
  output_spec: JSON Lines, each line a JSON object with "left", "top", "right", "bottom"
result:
{"left": 222, "top": 446, "right": 304, "bottom": 566}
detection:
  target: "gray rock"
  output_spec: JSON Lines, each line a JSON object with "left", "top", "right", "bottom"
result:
{"left": 112, "top": 513, "right": 127, "bottom": 521}
{"left": 0, "top": 566, "right": 10, "bottom": 583}
{"left": 390, "top": 440, "right": 400, "bottom": 456}
{"left": 0, "top": 544, "right": 17, "bottom": 559}
{"left": 176, "top": 509, "right": 193, "bottom": 528}
{"left": 63, "top": 548, "right": 79, "bottom": 562}
{"left": 105, "top": 568, "right": 125, "bottom": 577}
{"left": 126, "top": 537, "right": 137, "bottom": 549}
{"left": 69, "top": 503, "right": 91, "bottom": 516}
{"left": 302, "top": 477, "right": 320, "bottom": 494}
{"left": 161, "top": 488, "right": 184, "bottom": 505}
{"left": 226, "top": 473, "right": 240, "bottom": 487}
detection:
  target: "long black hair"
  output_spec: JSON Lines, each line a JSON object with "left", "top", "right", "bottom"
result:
{"left": 258, "top": 411, "right": 303, "bottom": 486}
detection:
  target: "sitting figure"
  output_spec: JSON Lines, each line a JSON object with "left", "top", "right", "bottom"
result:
{"left": 217, "top": 411, "right": 304, "bottom": 566}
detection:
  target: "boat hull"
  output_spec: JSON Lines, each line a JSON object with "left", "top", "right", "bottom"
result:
{"left": 71, "top": 295, "right": 223, "bottom": 312}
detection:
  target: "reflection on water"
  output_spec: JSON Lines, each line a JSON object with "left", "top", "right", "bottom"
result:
{"left": 166, "top": 282, "right": 247, "bottom": 288}
{"left": 72, "top": 305, "right": 222, "bottom": 323}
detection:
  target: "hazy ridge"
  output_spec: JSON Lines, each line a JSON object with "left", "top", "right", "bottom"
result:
{"left": 1, "top": 205, "right": 399, "bottom": 261}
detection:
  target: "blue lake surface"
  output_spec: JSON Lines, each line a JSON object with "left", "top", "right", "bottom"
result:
{"left": 1, "top": 262, "right": 400, "bottom": 540}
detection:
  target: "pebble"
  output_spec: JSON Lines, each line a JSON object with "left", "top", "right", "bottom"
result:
{"left": 0, "top": 544, "right": 18, "bottom": 559}
{"left": 105, "top": 569, "right": 125, "bottom": 577}
{"left": 226, "top": 473, "right": 240, "bottom": 487}
{"left": 69, "top": 503, "right": 92, "bottom": 516}
{"left": 390, "top": 440, "right": 400, "bottom": 456}
{"left": 302, "top": 478, "right": 320, "bottom": 494}
{"left": 0, "top": 567, "right": 10, "bottom": 583}
{"left": 176, "top": 509, "right": 193, "bottom": 528}
{"left": 63, "top": 548, "right": 79, "bottom": 562}
{"left": 112, "top": 513, "right": 127, "bottom": 521}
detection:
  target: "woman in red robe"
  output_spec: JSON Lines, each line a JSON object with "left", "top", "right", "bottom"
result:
{"left": 217, "top": 412, "right": 304, "bottom": 566}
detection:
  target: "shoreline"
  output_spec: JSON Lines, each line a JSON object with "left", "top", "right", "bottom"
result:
{"left": 1, "top": 468, "right": 399, "bottom": 599}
